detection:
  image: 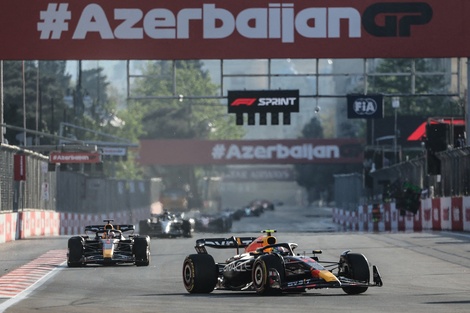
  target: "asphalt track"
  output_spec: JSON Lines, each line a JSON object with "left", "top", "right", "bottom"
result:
{"left": 0, "top": 206, "right": 470, "bottom": 313}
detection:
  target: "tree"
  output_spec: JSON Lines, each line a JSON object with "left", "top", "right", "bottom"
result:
{"left": 129, "top": 60, "right": 244, "bottom": 201}
{"left": 2, "top": 61, "right": 72, "bottom": 145}
{"left": 368, "top": 58, "right": 462, "bottom": 117}
{"left": 294, "top": 116, "right": 362, "bottom": 205}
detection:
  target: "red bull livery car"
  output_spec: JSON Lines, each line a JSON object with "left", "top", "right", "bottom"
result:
{"left": 183, "top": 230, "right": 383, "bottom": 295}
{"left": 67, "top": 220, "right": 150, "bottom": 267}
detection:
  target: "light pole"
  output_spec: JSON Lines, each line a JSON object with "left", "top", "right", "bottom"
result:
{"left": 392, "top": 97, "right": 400, "bottom": 164}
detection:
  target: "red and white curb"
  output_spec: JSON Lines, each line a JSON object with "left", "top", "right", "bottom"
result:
{"left": 0, "top": 249, "right": 66, "bottom": 311}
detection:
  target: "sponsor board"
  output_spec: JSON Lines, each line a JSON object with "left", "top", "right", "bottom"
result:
{"left": 0, "top": 1, "right": 468, "bottom": 59}
{"left": 139, "top": 139, "right": 363, "bottom": 165}
{"left": 49, "top": 152, "right": 102, "bottom": 164}
{"left": 347, "top": 94, "right": 384, "bottom": 119}
{"left": 228, "top": 90, "right": 299, "bottom": 125}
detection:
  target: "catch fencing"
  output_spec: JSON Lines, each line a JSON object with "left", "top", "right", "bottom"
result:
{"left": 334, "top": 146, "right": 470, "bottom": 210}
{"left": 0, "top": 144, "right": 56, "bottom": 212}
{"left": 0, "top": 144, "right": 160, "bottom": 214}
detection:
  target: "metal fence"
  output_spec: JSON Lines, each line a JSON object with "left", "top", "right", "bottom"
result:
{"left": 0, "top": 144, "right": 56, "bottom": 212}
{"left": 334, "top": 146, "right": 470, "bottom": 210}
{"left": 0, "top": 144, "right": 160, "bottom": 214}
{"left": 55, "top": 172, "right": 161, "bottom": 213}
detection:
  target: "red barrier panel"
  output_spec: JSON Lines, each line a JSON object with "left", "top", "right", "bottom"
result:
{"left": 383, "top": 203, "right": 392, "bottom": 232}
{"left": 451, "top": 197, "right": 463, "bottom": 231}
{"left": 464, "top": 197, "right": 470, "bottom": 232}
{"left": 432, "top": 198, "right": 441, "bottom": 230}
{"left": 440, "top": 197, "right": 452, "bottom": 230}
{"left": 413, "top": 207, "right": 423, "bottom": 232}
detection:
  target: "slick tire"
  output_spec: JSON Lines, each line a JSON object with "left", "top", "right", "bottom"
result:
{"left": 67, "top": 236, "right": 84, "bottom": 267}
{"left": 252, "top": 254, "right": 285, "bottom": 295}
{"left": 139, "top": 220, "right": 150, "bottom": 236}
{"left": 133, "top": 236, "right": 150, "bottom": 266}
{"left": 341, "top": 253, "right": 370, "bottom": 295}
{"left": 182, "top": 254, "right": 217, "bottom": 294}
{"left": 182, "top": 220, "right": 192, "bottom": 238}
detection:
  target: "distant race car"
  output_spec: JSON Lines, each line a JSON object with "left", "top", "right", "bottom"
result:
{"left": 189, "top": 211, "right": 233, "bottom": 233}
{"left": 139, "top": 210, "right": 194, "bottom": 238}
{"left": 250, "top": 199, "right": 275, "bottom": 211}
{"left": 67, "top": 219, "right": 150, "bottom": 267}
{"left": 183, "top": 230, "right": 383, "bottom": 295}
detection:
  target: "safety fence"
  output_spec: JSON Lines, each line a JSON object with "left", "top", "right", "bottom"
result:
{"left": 334, "top": 146, "right": 470, "bottom": 213}
{"left": 0, "top": 144, "right": 56, "bottom": 212}
{"left": 0, "top": 144, "right": 161, "bottom": 214}
{"left": 55, "top": 172, "right": 161, "bottom": 213}
{"left": 333, "top": 196, "right": 470, "bottom": 232}
{"left": 0, "top": 207, "right": 151, "bottom": 244}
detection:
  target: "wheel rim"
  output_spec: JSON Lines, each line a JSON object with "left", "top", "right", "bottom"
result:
{"left": 183, "top": 262, "right": 193, "bottom": 286}
{"left": 253, "top": 263, "right": 265, "bottom": 288}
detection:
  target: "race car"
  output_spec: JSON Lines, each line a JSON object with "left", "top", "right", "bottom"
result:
{"left": 186, "top": 210, "right": 233, "bottom": 233}
{"left": 139, "top": 210, "right": 194, "bottom": 238}
{"left": 182, "top": 230, "right": 383, "bottom": 295}
{"left": 67, "top": 219, "right": 150, "bottom": 267}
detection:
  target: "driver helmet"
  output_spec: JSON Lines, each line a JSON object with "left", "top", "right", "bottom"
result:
{"left": 272, "top": 246, "right": 289, "bottom": 255}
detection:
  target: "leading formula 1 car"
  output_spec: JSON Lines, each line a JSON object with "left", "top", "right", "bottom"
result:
{"left": 67, "top": 220, "right": 150, "bottom": 267}
{"left": 183, "top": 230, "right": 383, "bottom": 295}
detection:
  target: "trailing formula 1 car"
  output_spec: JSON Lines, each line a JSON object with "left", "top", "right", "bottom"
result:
{"left": 139, "top": 210, "right": 194, "bottom": 238}
{"left": 182, "top": 230, "right": 383, "bottom": 295}
{"left": 67, "top": 220, "right": 150, "bottom": 267}
{"left": 186, "top": 210, "right": 233, "bottom": 233}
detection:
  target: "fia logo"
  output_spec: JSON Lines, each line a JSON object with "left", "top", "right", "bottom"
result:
{"left": 353, "top": 98, "right": 378, "bottom": 115}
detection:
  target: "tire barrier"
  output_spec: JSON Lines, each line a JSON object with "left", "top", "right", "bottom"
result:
{"left": 333, "top": 196, "right": 470, "bottom": 232}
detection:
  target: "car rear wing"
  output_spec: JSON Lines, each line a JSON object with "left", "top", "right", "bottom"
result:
{"left": 195, "top": 236, "right": 257, "bottom": 254}
{"left": 85, "top": 224, "right": 135, "bottom": 233}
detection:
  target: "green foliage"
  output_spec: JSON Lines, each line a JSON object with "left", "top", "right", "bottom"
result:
{"left": 128, "top": 60, "right": 244, "bottom": 190}
{"left": 132, "top": 60, "right": 243, "bottom": 140}
{"left": 294, "top": 116, "right": 362, "bottom": 204}
{"left": 367, "top": 58, "right": 462, "bottom": 117}
{"left": 3, "top": 61, "right": 71, "bottom": 144}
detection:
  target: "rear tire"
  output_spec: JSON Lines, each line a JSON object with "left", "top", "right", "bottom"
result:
{"left": 340, "top": 253, "right": 370, "bottom": 295}
{"left": 139, "top": 220, "right": 150, "bottom": 236}
{"left": 134, "top": 236, "right": 150, "bottom": 266}
{"left": 67, "top": 236, "right": 84, "bottom": 267}
{"left": 252, "top": 254, "right": 285, "bottom": 295}
{"left": 182, "top": 220, "right": 192, "bottom": 238}
{"left": 182, "top": 254, "right": 217, "bottom": 293}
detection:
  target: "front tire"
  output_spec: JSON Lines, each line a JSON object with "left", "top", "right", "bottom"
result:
{"left": 182, "top": 254, "right": 217, "bottom": 293}
{"left": 340, "top": 253, "right": 370, "bottom": 295}
{"left": 252, "top": 254, "right": 285, "bottom": 295}
{"left": 133, "top": 236, "right": 150, "bottom": 266}
{"left": 67, "top": 236, "right": 84, "bottom": 267}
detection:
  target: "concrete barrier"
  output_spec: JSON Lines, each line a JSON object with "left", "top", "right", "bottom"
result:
{"left": 0, "top": 207, "right": 150, "bottom": 244}
{"left": 333, "top": 196, "right": 470, "bottom": 232}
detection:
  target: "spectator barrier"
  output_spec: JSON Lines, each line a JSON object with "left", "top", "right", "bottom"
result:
{"left": 0, "top": 207, "right": 150, "bottom": 244}
{"left": 2, "top": 196, "right": 469, "bottom": 244}
{"left": 333, "top": 196, "right": 470, "bottom": 232}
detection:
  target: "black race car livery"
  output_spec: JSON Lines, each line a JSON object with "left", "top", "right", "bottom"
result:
{"left": 183, "top": 230, "right": 383, "bottom": 295}
{"left": 67, "top": 219, "right": 150, "bottom": 267}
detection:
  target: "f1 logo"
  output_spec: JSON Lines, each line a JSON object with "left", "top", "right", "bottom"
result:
{"left": 363, "top": 2, "right": 433, "bottom": 37}
{"left": 230, "top": 98, "right": 256, "bottom": 106}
